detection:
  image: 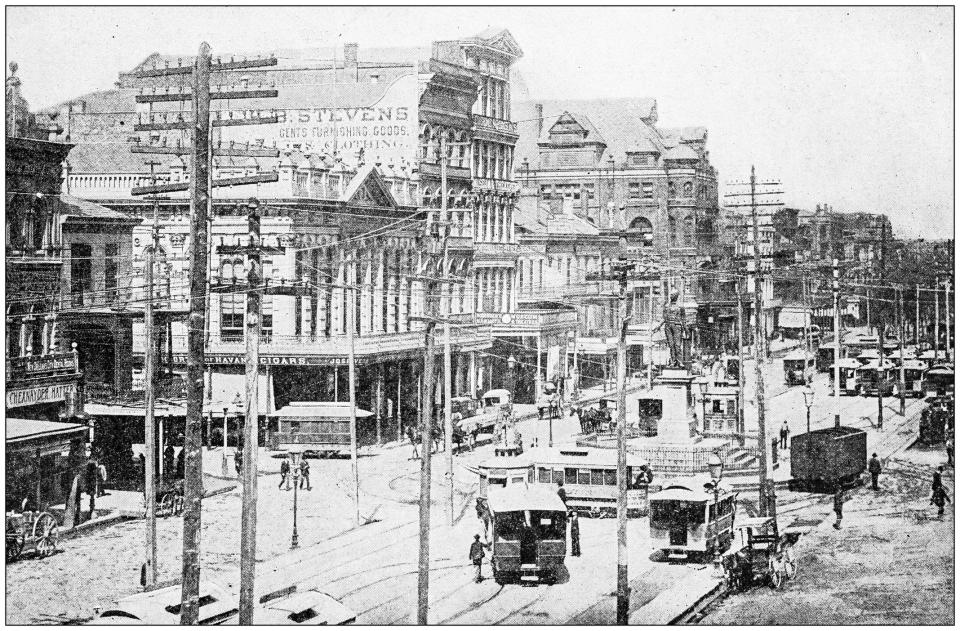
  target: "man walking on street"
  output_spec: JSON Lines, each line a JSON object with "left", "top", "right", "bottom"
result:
{"left": 406, "top": 425, "right": 419, "bottom": 460}
{"left": 833, "top": 486, "right": 845, "bottom": 530}
{"left": 97, "top": 462, "right": 107, "bottom": 497}
{"left": 279, "top": 457, "right": 290, "bottom": 490}
{"left": 557, "top": 480, "right": 568, "bottom": 507}
{"left": 469, "top": 534, "right": 489, "bottom": 583}
{"left": 947, "top": 436, "right": 954, "bottom": 467}
{"left": 780, "top": 420, "right": 790, "bottom": 450}
{"left": 933, "top": 466, "right": 944, "bottom": 494}
{"left": 570, "top": 511, "right": 581, "bottom": 557}
{"left": 868, "top": 453, "right": 882, "bottom": 491}
{"left": 299, "top": 458, "right": 311, "bottom": 490}
{"left": 931, "top": 482, "right": 951, "bottom": 517}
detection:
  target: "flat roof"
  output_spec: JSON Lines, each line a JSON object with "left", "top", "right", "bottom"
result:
{"left": 7, "top": 418, "right": 88, "bottom": 443}
{"left": 487, "top": 485, "right": 567, "bottom": 513}
{"left": 270, "top": 402, "right": 373, "bottom": 418}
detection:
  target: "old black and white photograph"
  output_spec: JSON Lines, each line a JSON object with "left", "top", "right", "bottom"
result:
{"left": 4, "top": 4, "right": 955, "bottom": 625}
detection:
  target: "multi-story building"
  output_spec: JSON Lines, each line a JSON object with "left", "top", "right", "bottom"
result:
{"left": 6, "top": 62, "right": 137, "bottom": 424}
{"left": 43, "top": 32, "right": 525, "bottom": 443}
{"left": 513, "top": 98, "right": 723, "bottom": 369}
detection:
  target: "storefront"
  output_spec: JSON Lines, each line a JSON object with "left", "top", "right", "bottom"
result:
{"left": 6, "top": 418, "right": 88, "bottom": 512}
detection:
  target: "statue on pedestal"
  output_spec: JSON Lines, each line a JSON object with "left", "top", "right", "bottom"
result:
{"left": 653, "top": 292, "right": 688, "bottom": 368}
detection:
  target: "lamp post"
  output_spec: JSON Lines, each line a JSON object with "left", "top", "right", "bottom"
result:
{"left": 289, "top": 450, "right": 301, "bottom": 549}
{"left": 695, "top": 378, "right": 709, "bottom": 434}
{"left": 802, "top": 384, "right": 815, "bottom": 437}
{"left": 221, "top": 405, "right": 229, "bottom": 477}
{"left": 706, "top": 450, "right": 724, "bottom": 560}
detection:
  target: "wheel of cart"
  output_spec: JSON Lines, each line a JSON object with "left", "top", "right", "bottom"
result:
{"left": 32, "top": 512, "right": 59, "bottom": 558}
{"left": 157, "top": 480, "right": 185, "bottom": 517}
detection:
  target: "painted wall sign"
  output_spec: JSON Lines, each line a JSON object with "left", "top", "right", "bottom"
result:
{"left": 7, "top": 383, "right": 77, "bottom": 408}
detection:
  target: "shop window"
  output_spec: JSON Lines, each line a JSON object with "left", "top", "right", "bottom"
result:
{"left": 70, "top": 243, "right": 93, "bottom": 307}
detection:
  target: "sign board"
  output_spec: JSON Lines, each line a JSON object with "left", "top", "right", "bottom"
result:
{"left": 7, "top": 382, "right": 77, "bottom": 408}
{"left": 225, "top": 73, "right": 419, "bottom": 167}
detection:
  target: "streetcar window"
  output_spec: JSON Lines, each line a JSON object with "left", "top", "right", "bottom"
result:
{"left": 538, "top": 467, "right": 552, "bottom": 483}
{"left": 604, "top": 469, "right": 617, "bottom": 485}
{"left": 553, "top": 470, "right": 564, "bottom": 485}
{"left": 577, "top": 469, "right": 591, "bottom": 485}
{"left": 564, "top": 468, "right": 578, "bottom": 484}
{"left": 590, "top": 469, "right": 605, "bottom": 486}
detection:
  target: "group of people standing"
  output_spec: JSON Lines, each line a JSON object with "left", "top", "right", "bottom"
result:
{"left": 277, "top": 456, "right": 311, "bottom": 491}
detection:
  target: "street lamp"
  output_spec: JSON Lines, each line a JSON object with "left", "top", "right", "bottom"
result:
{"left": 706, "top": 449, "right": 725, "bottom": 557}
{"left": 289, "top": 449, "right": 301, "bottom": 549}
{"left": 221, "top": 404, "right": 230, "bottom": 477}
{"left": 506, "top": 354, "right": 517, "bottom": 397}
{"left": 802, "top": 384, "right": 815, "bottom": 437}
{"left": 695, "top": 378, "right": 709, "bottom": 433}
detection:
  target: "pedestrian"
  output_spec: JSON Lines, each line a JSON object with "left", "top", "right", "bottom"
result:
{"left": 570, "top": 511, "right": 581, "bottom": 557}
{"left": 514, "top": 428, "right": 523, "bottom": 454}
{"left": 931, "top": 484, "right": 951, "bottom": 517}
{"left": 469, "top": 534, "right": 489, "bottom": 582}
{"left": 947, "top": 437, "right": 954, "bottom": 467}
{"left": 175, "top": 448, "right": 185, "bottom": 479}
{"left": 932, "top": 465, "right": 944, "bottom": 493}
{"left": 86, "top": 460, "right": 98, "bottom": 516}
{"left": 299, "top": 459, "right": 311, "bottom": 490}
{"left": 406, "top": 425, "right": 419, "bottom": 460}
{"left": 97, "top": 462, "right": 108, "bottom": 497}
{"left": 833, "top": 486, "right": 845, "bottom": 530}
{"left": 868, "top": 453, "right": 882, "bottom": 491}
{"left": 234, "top": 448, "right": 243, "bottom": 476}
{"left": 163, "top": 444, "right": 175, "bottom": 480}
{"left": 470, "top": 426, "right": 479, "bottom": 452}
{"left": 771, "top": 437, "right": 779, "bottom": 468}
{"left": 780, "top": 421, "right": 790, "bottom": 450}
{"left": 557, "top": 480, "right": 568, "bottom": 507}
{"left": 279, "top": 457, "right": 290, "bottom": 490}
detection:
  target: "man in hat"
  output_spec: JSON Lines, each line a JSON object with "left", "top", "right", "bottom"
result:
{"left": 868, "top": 453, "right": 882, "bottom": 491}
{"left": 469, "top": 534, "right": 489, "bottom": 583}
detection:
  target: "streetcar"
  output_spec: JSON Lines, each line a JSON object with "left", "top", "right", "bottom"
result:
{"left": 856, "top": 359, "right": 898, "bottom": 396}
{"left": 782, "top": 350, "right": 815, "bottom": 386}
{"left": 474, "top": 446, "right": 654, "bottom": 517}
{"left": 269, "top": 402, "right": 372, "bottom": 458}
{"left": 855, "top": 348, "right": 881, "bottom": 365}
{"left": 526, "top": 446, "right": 653, "bottom": 517}
{"left": 486, "top": 485, "right": 567, "bottom": 585}
{"left": 830, "top": 358, "right": 863, "bottom": 395}
{"left": 816, "top": 344, "right": 840, "bottom": 373}
{"left": 924, "top": 364, "right": 955, "bottom": 395}
{"left": 649, "top": 477, "right": 737, "bottom": 561}
{"left": 902, "top": 359, "right": 929, "bottom": 397}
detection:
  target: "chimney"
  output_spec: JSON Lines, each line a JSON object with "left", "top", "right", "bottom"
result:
{"left": 344, "top": 43, "right": 359, "bottom": 76}
{"left": 535, "top": 103, "right": 543, "bottom": 138}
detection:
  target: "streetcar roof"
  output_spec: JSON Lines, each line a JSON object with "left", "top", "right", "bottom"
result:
{"left": 481, "top": 389, "right": 512, "bottom": 399}
{"left": 782, "top": 349, "right": 815, "bottom": 361}
{"left": 902, "top": 360, "right": 928, "bottom": 370}
{"left": 830, "top": 358, "right": 863, "bottom": 369}
{"left": 478, "top": 454, "right": 533, "bottom": 470}
{"left": 857, "top": 360, "right": 896, "bottom": 371}
{"left": 522, "top": 446, "right": 649, "bottom": 468}
{"left": 487, "top": 484, "right": 567, "bottom": 513}
{"left": 650, "top": 477, "right": 733, "bottom": 502}
{"left": 269, "top": 401, "right": 373, "bottom": 418}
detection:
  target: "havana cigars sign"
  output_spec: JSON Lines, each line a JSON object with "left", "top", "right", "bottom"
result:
{"left": 226, "top": 73, "right": 419, "bottom": 167}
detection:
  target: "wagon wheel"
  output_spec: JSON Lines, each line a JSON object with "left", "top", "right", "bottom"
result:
{"left": 768, "top": 557, "right": 784, "bottom": 589}
{"left": 6, "top": 534, "right": 23, "bottom": 563}
{"left": 32, "top": 513, "right": 59, "bottom": 558}
{"left": 783, "top": 547, "right": 798, "bottom": 579}
{"left": 159, "top": 493, "right": 174, "bottom": 517}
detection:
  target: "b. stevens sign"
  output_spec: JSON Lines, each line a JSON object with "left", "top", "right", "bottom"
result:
{"left": 227, "top": 73, "right": 419, "bottom": 167}
{"left": 7, "top": 383, "right": 77, "bottom": 408}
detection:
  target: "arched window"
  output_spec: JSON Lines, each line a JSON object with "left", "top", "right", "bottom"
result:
{"left": 422, "top": 187, "right": 433, "bottom": 208}
{"left": 628, "top": 216, "right": 654, "bottom": 246}
{"left": 420, "top": 124, "right": 432, "bottom": 161}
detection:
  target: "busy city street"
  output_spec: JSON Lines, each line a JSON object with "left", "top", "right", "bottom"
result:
{"left": 5, "top": 6, "right": 953, "bottom": 626}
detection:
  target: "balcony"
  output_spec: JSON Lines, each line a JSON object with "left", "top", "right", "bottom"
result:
{"left": 475, "top": 309, "right": 578, "bottom": 334}
{"left": 472, "top": 115, "right": 519, "bottom": 140}
{"left": 6, "top": 352, "right": 79, "bottom": 384}
{"left": 475, "top": 242, "right": 520, "bottom": 263}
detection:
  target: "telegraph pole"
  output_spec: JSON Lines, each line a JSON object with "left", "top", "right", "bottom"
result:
{"left": 875, "top": 327, "right": 884, "bottom": 430}
{"left": 180, "top": 44, "right": 211, "bottom": 624}
{"left": 736, "top": 278, "right": 746, "bottom": 438}
{"left": 416, "top": 299, "right": 437, "bottom": 625}
{"left": 934, "top": 275, "right": 940, "bottom": 360}
{"left": 127, "top": 46, "right": 280, "bottom": 623}
{"left": 441, "top": 138, "right": 455, "bottom": 527}
{"left": 615, "top": 261, "right": 630, "bottom": 625}
{"left": 915, "top": 284, "right": 921, "bottom": 347}
{"left": 833, "top": 258, "right": 841, "bottom": 427}
{"left": 749, "top": 166, "right": 771, "bottom": 518}
{"left": 349, "top": 279, "right": 360, "bottom": 527}
{"left": 898, "top": 287, "right": 906, "bottom": 416}
{"left": 945, "top": 278, "right": 952, "bottom": 364}
{"left": 142, "top": 159, "right": 161, "bottom": 589}
{"left": 239, "top": 198, "right": 262, "bottom": 624}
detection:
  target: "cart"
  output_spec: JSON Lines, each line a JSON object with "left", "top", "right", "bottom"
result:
{"left": 5, "top": 510, "right": 59, "bottom": 562}
{"left": 721, "top": 517, "right": 797, "bottom": 590}
{"left": 157, "top": 479, "right": 184, "bottom": 518}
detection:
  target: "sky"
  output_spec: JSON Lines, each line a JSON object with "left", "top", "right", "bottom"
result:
{"left": 6, "top": 5, "right": 954, "bottom": 239}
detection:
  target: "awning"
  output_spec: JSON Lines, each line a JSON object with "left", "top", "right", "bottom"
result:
{"left": 6, "top": 418, "right": 88, "bottom": 443}
{"left": 84, "top": 402, "right": 187, "bottom": 417}
{"left": 203, "top": 371, "right": 273, "bottom": 416}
